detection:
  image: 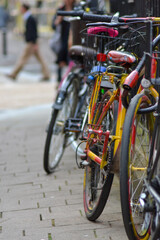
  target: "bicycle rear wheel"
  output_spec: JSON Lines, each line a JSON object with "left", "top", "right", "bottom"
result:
{"left": 83, "top": 92, "right": 118, "bottom": 221}
{"left": 120, "top": 93, "right": 154, "bottom": 240}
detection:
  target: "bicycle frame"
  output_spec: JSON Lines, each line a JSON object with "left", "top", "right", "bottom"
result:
{"left": 84, "top": 65, "right": 159, "bottom": 173}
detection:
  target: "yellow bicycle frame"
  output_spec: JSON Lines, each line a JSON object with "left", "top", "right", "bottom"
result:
{"left": 85, "top": 69, "right": 159, "bottom": 173}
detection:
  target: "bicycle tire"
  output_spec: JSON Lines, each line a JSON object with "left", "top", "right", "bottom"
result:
{"left": 83, "top": 92, "right": 118, "bottom": 221}
{"left": 120, "top": 93, "right": 154, "bottom": 240}
{"left": 148, "top": 125, "right": 160, "bottom": 240}
{"left": 43, "top": 109, "right": 64, "bottom": 173}
{"left": 43, "top": 79, "right": 79, "bottom": 174}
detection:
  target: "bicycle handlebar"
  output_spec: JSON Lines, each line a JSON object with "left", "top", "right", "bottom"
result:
{"left": 57, "top": 10, "right": 155, "bottom": 23}
{"left": 57, "top": 10, "right": 112, "bottom": 22}
{"left": 82, "top": 13, "right": 112, "bottom": 22}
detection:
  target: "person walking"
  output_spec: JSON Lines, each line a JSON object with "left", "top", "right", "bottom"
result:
{"left": 51, "top": 0, "right": 75, "bottom": 82}
{"left": 7, "top": 3, "right": 50, "bottom": 81}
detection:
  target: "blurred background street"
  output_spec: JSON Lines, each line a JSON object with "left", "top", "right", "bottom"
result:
{"left": 0, "top": 0, "right": 60, "bottom": 110}
{"left": 0, "top": 0, "right": 159, "bottom": 240}
{"left": 0, "top": 31, "right": 57, "bottom": 110}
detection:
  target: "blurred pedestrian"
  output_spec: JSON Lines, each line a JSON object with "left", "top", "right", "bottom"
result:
{"left": 51, "top": 0, "right": 75, "bottom": 82}
{"left": 7, "top": 3, "right": 50, "bottom": 81}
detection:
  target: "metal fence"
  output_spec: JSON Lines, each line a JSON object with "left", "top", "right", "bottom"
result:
{"left": 110, "top": 0, "right": 160, "bottom": 17}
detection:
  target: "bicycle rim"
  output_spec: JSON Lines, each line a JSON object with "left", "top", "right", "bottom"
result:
{"left": 120, "top": 94, "right": 154, "bottom": 240}
{"left": 48, "top": 108, "right": 66, "bottom": 169}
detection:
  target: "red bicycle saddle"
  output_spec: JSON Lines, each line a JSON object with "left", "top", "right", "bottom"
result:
{"left": 107, "top": 50, "right": 137, "bottom": 65}
{"left": 87, "top": 26, "right": 118, "bottom": 37}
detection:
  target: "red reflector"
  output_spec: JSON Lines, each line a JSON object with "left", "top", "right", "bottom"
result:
{"left": 97, "top": 53, "right": 107, "bottom": 62}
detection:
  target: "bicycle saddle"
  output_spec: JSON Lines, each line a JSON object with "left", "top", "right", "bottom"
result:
{"left": 87, "top": 26, "right": 118, "bottom": 37}
{"left": 107, "top": 50, "right": 137, "bottom": 66}
{"left": 69, "top": 45, "right": 96, "bottom": 64}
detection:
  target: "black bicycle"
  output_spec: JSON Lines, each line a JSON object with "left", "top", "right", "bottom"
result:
{"left": 43, "top": 47, "right": 89, "bottom": 173}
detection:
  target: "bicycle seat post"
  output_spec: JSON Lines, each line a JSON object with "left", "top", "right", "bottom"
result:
{"left": 141, "top": 21, "right": 153, "bottom": 89}
{"left": 145, "top": 20, "right": 153, "bottom": 82}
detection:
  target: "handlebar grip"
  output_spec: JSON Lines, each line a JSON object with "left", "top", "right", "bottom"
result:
{"left": 123, "top": 54, "right": 146, "bottom": 91}
{"left": 57, "top": 10, "right": 84, "bottom": 17}
{"left": 82, "top": 13, "right": 112, "bottom": 22}
{"left": 123, "top": 70, "right": 139, "bottom": 91}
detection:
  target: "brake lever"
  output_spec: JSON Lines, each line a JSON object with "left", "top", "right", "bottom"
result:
{"left": 111, "top": 12, "right": 120, "bottom": 24}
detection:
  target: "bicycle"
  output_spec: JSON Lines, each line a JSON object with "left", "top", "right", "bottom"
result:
{"left": 43, "top": 49, "right": 90, "bottom": 173}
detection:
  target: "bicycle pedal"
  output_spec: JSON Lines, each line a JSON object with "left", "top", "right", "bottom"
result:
{"left": 80, "top": 160, "right": 90, "bottom": 167}
{"left": 65, "top": 118, "right": 83, "bottom": 132}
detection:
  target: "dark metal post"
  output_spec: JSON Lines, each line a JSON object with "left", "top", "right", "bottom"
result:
{"left": 0, "top": 5, "right": 9, "bottom": 56}
{"left": 2, "top": 27, "right": 7, "bottom": 56}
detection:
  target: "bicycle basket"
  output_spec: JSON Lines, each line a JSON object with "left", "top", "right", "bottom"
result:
{"left": 80, "top": 23, "right": 146, "bottom": 74}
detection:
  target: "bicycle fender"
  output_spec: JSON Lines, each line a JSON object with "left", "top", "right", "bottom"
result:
{"left": 60, "top": 72, "right": 77, "bottom": 92}
{"left": 54, "top": 71, "right": 79, "bottom": 110}
{"left": 53, "top": 91, "right": 66, "bottom": 110}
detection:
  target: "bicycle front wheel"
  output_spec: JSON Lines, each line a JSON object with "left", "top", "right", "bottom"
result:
{"left": 43, "top": 108, "right": 66, "bottom": 174}
{"left": 120, "top": 93, "right": 154, "bottom": 240}
{"left": 43, "top": 80, "right": 78, "bottom": 173}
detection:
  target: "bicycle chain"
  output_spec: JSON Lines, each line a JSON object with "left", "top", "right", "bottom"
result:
{"left": 104, "top": 146, "right": 112, "bottom": 180}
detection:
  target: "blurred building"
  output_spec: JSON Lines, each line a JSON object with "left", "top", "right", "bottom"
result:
{"left": 110, "top": 0, "right": 160, "bottom": 16}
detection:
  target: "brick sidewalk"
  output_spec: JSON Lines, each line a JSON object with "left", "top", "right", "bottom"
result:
{"left": 0, "top": 107, "right": 127, "bottom": 240}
